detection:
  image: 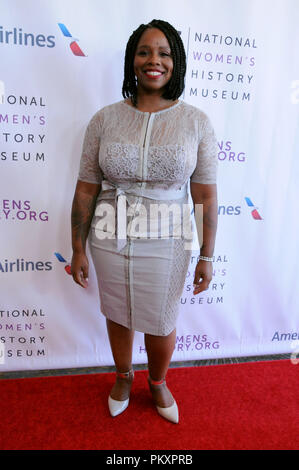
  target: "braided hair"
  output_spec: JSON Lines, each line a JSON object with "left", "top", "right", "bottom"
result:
{"left": 122, "top": 19, "right": 186, "bottom": 107}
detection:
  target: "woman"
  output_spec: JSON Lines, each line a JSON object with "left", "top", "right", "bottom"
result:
{"left": 71, "top": 19, "right": 218, "bottom": 424}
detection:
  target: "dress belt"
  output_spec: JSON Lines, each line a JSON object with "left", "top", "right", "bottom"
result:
{"left": 98, "top": 180, "right": 188, "bottom": 252}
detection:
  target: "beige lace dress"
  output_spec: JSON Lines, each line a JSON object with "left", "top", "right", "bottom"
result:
{"left": 77, "top": 98, "right": 218, "bottom": 336}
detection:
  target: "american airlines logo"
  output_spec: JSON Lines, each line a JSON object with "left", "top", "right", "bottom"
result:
{"left": 57, "top": 23, "right": 86, "bottom": 57}
{"left": 0, "top": 23, "right": 87, "bottom": 57}
{"left": 244, "top": 197, "right": 263, "bottom": 220}
{"left": 0, "top": 25, "right": 55, "bottom": 47}
{"left": 54, "top": 252, "right": 72, "bottom": 275}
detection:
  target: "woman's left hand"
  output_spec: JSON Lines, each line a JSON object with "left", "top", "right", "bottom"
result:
{"left": 193, "top": 260, "right": 213, "bottom": 295}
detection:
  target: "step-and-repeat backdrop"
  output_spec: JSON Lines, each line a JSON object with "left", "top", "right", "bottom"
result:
{"left": 1, "top": 0, "right": 298, "bottom": 371}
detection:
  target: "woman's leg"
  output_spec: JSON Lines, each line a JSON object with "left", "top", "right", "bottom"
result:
{"left": 106, "top": 318, "right": 135, "bottom": 400}
{"left": 144, "top": 328, "right": 176, "bottom": 408}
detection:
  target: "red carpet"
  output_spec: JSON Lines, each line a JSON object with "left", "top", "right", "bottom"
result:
{"left": 0, "top": 360, "right": 298, "bottom": 450}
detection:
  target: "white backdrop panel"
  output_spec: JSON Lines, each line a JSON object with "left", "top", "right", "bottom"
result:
{"left": 0, "top": 0, "right": 298, "bottom": 371}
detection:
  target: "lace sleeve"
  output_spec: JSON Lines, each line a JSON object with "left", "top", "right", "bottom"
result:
{"left": 190, "top": 113, "right": 218, "bottom": 184}
{"left": 77, "top": 111, "right": 104, "bottom": 184}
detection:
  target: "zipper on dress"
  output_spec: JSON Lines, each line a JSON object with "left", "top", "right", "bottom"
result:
{"left": 127, "top": 113, "right": 151, "bottom": 329}
{"left": 143, "top": 112, "right": 151, "bottom": 151}
{"left": 140, "top": 112, "right": 151, "bottom": 183}
{"left": 128, "top": 112, "right": 151, "bottom": 236}
{"left": 127, "top": 238, "right": 133, "bottom": 329}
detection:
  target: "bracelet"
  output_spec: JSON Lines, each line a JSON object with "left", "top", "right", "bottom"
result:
{"left": 199, "top": 255, "right": 213, "bottom": 262}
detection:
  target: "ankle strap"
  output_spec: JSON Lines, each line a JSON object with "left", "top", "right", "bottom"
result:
{"left": 116, "top": 369, "right": 134, "bottom": 379}
{"left": 148, "top": 376, "right": 165, "bottom": 385}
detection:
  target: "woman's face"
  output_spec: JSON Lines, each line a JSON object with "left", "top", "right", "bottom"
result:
{"left": 133, "top": 28, "right": 174, "bottom": 94}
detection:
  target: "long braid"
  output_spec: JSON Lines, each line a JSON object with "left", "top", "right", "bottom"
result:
{"left": 122, "top": 19, "right": 186, "bottom": 107}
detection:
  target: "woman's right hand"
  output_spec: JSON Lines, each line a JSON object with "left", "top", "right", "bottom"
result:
{"left": 71, "top": 251, "right": 89, "bottom": 288}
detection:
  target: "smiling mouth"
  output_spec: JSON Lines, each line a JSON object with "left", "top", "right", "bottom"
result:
{"left": 143, "top": 71, "right": 165, "bottom": 79}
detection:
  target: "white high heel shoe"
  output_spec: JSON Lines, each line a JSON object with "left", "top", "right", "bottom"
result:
{"left": 148, "top": 376, "right": 179, "bottom": 424}
{"left": 108, "top": 369, "right": 134, "bottom": 417}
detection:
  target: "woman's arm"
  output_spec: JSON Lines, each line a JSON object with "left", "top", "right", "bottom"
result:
{"left": 71, "top": 180, "right": 101, "bottom": 288}
{"left": 190, "top": 182, "right": 218, "bottom": 295}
